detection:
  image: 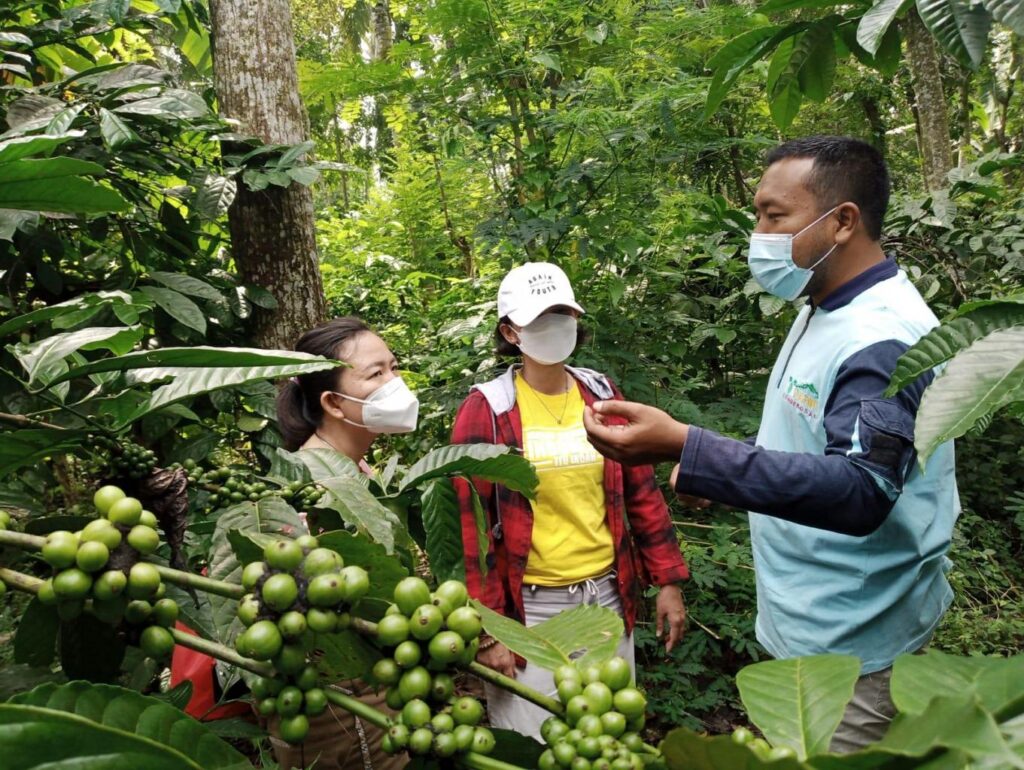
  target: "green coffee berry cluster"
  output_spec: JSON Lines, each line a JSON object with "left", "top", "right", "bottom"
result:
{"left": 730, "top": 726, "right": 796, "bottom": 761}
{"left": 370, "top": 576, "right": 491, "bottom": 760}
{"left": 235, "top": 536, "right": 370, "bottom": 663}
{"left": 382, "top": 695, "right": 495, "bottom": 759}
{"left": 537, "top": 658, "right": 649, "bottom": 770}
{"left": 234, "top": 536, "right": 370, "bottom": 745}
{"left": 185, "top": 462, "right": 324, "bottom": 511}
{"left": 250, "top": 667, "right": 330, "bottom": 745}
{"left": 36, "top": 485, "right": 177, "bottom": 660}
{"left": 111, "top": 441, "right": 158, "bottom": 480}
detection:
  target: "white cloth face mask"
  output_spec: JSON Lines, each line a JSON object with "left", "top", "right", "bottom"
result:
{"left": 516, "top": 313, "right": 578, "bottom": 365}
{"left": 332, "top": 376, "right": 419, "bottom": 434}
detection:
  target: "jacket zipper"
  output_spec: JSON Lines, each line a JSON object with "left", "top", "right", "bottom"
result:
{"left": 776, "top": 305, "right": 816, "bottom": 388}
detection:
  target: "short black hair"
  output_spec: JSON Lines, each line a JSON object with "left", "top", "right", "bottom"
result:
{"left": 765, "top": 136, "right": 890, "bottom": 240}
{"left": 494, "top": 316, "right": 590, "bottom": 357}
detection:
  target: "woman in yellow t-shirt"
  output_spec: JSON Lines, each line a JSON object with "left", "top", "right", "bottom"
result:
{"left": 451, "top": 263, "right": 690, "bottom": 740}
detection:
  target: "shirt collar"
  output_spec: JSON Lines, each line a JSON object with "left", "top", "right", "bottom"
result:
{"left": 817, "top": 256, "right": 898, "bottom": 311}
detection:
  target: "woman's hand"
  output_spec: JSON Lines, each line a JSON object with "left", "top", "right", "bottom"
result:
{"left": 476, "top": 641, "right": 517, "bottom": 678}
{"left": 656, "top": 584, "right": 687, "bottom": 654}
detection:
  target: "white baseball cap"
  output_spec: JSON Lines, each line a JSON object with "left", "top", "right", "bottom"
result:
{"left": 497, "top": 262, "right": 585, "bottom": 327}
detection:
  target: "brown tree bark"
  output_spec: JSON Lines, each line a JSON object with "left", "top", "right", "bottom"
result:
{"left": 901, "top": 8, "right": 953, "bottom": 191}
{"left": 209, "top": 0, "right": 327, "bottom": 350}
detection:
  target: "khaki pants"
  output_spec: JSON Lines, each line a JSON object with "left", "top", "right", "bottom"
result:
{"left": 484, "top": 574, "right": 635, "bottom": 742}
{"left": 270, "top": 684, "right": 404, "bottom": 770}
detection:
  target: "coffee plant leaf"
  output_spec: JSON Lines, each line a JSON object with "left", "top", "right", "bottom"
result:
{"left": 398, "top": 443, "right": 538, "bottom": 497}
{"left": 421, "top": 477, "right": 464, "bottom": 583}
{"left": 736, "top": 654, "right": 860, "bottom": 759}
{"left": 314, "top": 476, "right": 406, "bottom": 554}
{"left": 914, "top": 326, "right": 1024, "bottom": 463}
{"left": 886, "top": 303, "right": 1024, "bottom": 395}
{"left": 473, "top": 601, "right": 624, "bottom": 671}
{"left": 877, "top": 694, "right": 1021, "bottom": 765}
{"left": 660, "top": 727, "right": 810, "bottom": 769}
{"left": 891, "top": 650, "right": 1024, "bottom": 717}
{"left": 207, "top": 497, "right": 304, "bottom": 646}
{"left": 7, "top": 681, "right": 248, "bottom": 769}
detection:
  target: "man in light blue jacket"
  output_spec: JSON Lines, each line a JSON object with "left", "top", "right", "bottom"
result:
{"left": 583, "top": 136, "right": 960, "bottom": 752}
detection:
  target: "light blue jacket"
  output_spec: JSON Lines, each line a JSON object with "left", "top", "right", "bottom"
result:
{"left": 676, "top": 258, "right": 960, "bottom": 673}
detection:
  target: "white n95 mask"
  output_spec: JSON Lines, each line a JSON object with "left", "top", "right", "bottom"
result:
{"left": 333, "top": 377, "right": 419, "bottom": 434}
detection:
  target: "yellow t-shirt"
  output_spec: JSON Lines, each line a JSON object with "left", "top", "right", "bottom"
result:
{"left": 516, "top": 372, "right": 614, "bottom": 585}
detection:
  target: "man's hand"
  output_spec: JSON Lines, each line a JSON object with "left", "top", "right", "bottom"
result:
{"left": 656, "top": 584, "right": 687, "bottom": 654}
{"left": 582, "top": 400, "right": 688, "bottom": 465}
{"left": 669, "top": 463, "right": 711, "bottom": 509}
{"left": 476, "top": 641, "right": 517, "bottom": 678}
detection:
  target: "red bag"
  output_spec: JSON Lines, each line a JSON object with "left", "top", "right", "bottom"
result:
{"left": 169, "top": 622, "right": 252, "bottom": 721}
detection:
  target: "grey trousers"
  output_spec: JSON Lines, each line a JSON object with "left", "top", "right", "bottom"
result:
{"left": 483, "top": 573, "right": 635, "bottom": 741}
{"left": 829, "top": 665, "right": 897, "bottom": 753}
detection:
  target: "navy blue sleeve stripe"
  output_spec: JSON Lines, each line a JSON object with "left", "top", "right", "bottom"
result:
{"left": 676, "top": 339, "right": 932, "bottom": 537}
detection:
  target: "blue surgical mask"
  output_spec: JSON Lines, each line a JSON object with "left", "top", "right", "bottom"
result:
{"left": 747, "top": 206, "right": 840, "bottom": 301}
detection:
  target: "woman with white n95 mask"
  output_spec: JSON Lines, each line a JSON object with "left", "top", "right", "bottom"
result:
{"left": 274, "top": 316, "right": 413, "bottom": 770}
{"left": 449, "top": 262, "right": 690, "bottom": 740}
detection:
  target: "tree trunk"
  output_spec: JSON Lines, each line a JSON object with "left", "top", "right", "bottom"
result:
{"left": 901, "top": 8, "right": 953, "bottom": 191}
{"left": 209, "top": 0, "right": 327, "bottom": 350}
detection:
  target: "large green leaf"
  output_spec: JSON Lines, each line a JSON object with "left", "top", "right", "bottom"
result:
{"left": 0, "top": 290, "right": 133, "bottom": 338}
{"left": 11, "top": 326, "right": 138, "bottom": 384}
{"left": 0, "top": 156, "right": 128, "bottom": 214}
{"left": 736, "top": 655, "right": 860, "bottom": 759}
{"left": 49, "top": 346, "right": 336, "bottom": 388}
{"left": 314, "top": 476, "right": 406, "bottom": 553}
{"left": 207, "top": 497, "right": 304, "bottom": 646}
{"left": 121, "top": 358, "right": 342, "bottom": 426}
{"left": 704, "top": 25, "right": 794, "bottom": 119}
{"left": 770, "top": 19, "right": 839, "bottom": 99}
{"left": 139, "top": 286, "right": 207, "bottom": 334}
{"left": 914, "top": 326, "right": 1024, "bottom": 462}
{"left": 0, "top": 704, "right": 204, "bottom": 770}
{"left": 294, "top": 447, "right": 365, "bottom": 483}
{"left": 886, "top": 302, "right": 1024, "bottom": 394}
{"left": 857, "top": 0, "right": 914, "bottom": 54}
{"left": 7, "top": 681, "right": 248, "bottom": 769}
{"left": 473, "top": 602, "right": 624, "bottom": 671}
{"left": 916, "top": 0, "right": 992, "bottom": 69}
{"left": 982, "top": 0, "right": 1024, "bottom": 34}
{"left": 421, "top": 477, "right": 464, "bottom": 583}
{"left": 661, "top": 728, "right": 809, "bottom": 770}
{"left": 399, "top": 443, "right": 538, "bottom": 497}
{"left": 98, "top": 108, "right": 141, "bottom": 148}
{"left": 891, "top": 650, "right": 1024, "bottom": 716}
{"left": 877, "top": 695, "right": 1022, "bottom": 766}
{"left": 150, "top": 272, "right": 224, "bottom": 303}
{"left": 0, "top": 133, "right": 80, "bottom": 164}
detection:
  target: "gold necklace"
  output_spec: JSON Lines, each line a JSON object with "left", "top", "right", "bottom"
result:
{"left": 522, "top": 373, "right": 573, "bottom": 425}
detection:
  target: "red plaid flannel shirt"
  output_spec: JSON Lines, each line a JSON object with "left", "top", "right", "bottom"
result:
{"left": 451, "top": 373, "right": 689, "bottom": 633}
